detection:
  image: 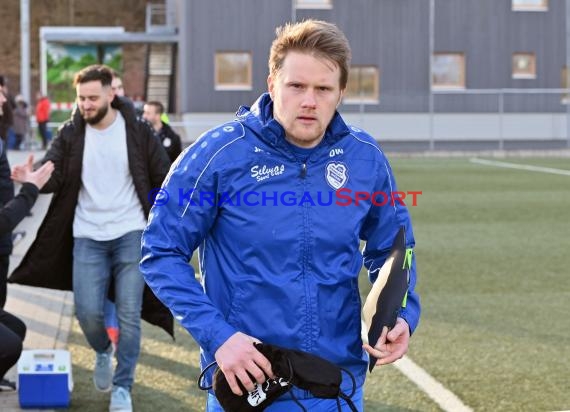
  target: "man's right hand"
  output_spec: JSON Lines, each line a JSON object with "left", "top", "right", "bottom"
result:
{"left": 214, "top": 332, "right": 274, "bottom": 396}
{"left": 11, "top": 154, "right": 54, "bottom": 190}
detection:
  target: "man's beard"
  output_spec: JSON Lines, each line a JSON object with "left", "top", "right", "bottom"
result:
{"left": 82, "top": 104, "right": 108, "bottom": 125}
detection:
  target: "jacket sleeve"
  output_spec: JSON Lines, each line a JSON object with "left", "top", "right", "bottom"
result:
{"left": 140, "top": 139, "right": 237, "bottom": 356}
{"left": 144, "top": 122, "right": 171, "bottom": 188}
{"left": 39, "top": 124, "right": 69, "bottom": 193}
{"left": 359, "top": 154, "right": 421, "bottom": 334}
{"left": 170, "top": 129, "right": 183, "bottom": 161}
{"left": 0, "top": 183, "right": 39, "bottom": 234}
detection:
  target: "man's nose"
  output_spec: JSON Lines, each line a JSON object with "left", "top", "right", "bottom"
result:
{"left": 301, "top": 90, "right": 317, "bottom": 108}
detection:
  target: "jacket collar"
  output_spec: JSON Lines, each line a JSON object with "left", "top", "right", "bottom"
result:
{"left": 236, "top": 93, "right": 350, "bottom": 150}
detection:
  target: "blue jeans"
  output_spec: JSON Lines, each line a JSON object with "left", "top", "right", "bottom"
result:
{"left": 206, "top": 386, "right": 363, "bottom": 411}
{"left": 73, "top": 230, "right": 145, "bottom": 390}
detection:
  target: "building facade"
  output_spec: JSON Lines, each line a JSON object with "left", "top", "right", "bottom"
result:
{"left": 1, "top": 0, "right": 568, "bottom": 146}
{"left": 176, "top": 0, "right": 569, "bottom": 147}
{"left": 178, "top": 0, "right": 567, "bottom": 114}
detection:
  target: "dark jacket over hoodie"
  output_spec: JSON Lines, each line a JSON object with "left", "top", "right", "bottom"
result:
{"left": 9, "top": 96, "right": 174, "bottom": 337}
{"left": 0, "top": 183, "right": 38, "bottom": 234}
{"left": 0, "top": 139, "right": 15, "bottom": 255}
{"left": 156, "top": 122, "right": 182, "bottom": 163}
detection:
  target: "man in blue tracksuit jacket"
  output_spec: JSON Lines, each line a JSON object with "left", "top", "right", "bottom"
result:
{"left": 140, "top": 20, "right": 420, "bottom": 411}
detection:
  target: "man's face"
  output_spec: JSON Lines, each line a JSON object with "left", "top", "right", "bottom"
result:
{"left": 111, "top": 77, "right": 124, "bottom": 97}
{"left": 142, "top": 104, "right": 160, "bottom": 126}
{"left": 267, "top": 51, "right": 343, "bottom": 148}
{"left": 76, "top": 80, "right": 113, "bottom": 125}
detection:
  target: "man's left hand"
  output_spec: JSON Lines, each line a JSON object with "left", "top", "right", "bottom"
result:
{"left": 362, "top": 317, "right": 410, "bottom": 367}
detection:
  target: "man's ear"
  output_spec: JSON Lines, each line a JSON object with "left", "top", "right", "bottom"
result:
{"left": 107, "top": 85, "right": 116, "bottom": 101}
{"left": 337, "top": 89, "right": 345, "bottom": 108}
{"left": 267, "top": 75, "right": 274, "bottom": 100}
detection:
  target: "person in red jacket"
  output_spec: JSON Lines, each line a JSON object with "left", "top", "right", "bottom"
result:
{"left": 35, "top": 92, "right": 51, "bottom": 149}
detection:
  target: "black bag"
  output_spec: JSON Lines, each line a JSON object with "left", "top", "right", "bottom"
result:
{"left": 198, "top": 342, "right": 358, "bottom": 411}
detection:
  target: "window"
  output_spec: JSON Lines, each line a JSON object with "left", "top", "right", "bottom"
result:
{"left": 512, "top": 53, "right": 536, "bottom": 79}
{"left": 562, "top": 67, "right": 569, "bottom": 104}
{"left": 512, "top": 0, "right": 548, "bottom": 11}
{"left": 432, "top": 53, "right": 465, "bottom": 89}
{"left": 295, "top": 0, "right": 332, "bottom": 9}
{"left": 343, "top": 66, "right": 379, "bottom": 104}
{"left": 215, "top": 52, "right": 252, "bottom": 90}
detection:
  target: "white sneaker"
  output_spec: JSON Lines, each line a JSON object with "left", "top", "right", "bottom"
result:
{"left": 109, "top": 386, "right": 133, "bottom": 412}
{"left": 93, "top": 346, "right": 114, "bottom": 392}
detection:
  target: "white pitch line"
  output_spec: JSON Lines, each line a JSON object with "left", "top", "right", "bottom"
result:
{"left": 393, "top": 356, "right": 473, "bottom": 412}
{"left": 362, "top": 322, "right": 472, "bottom": 411}
{"left": 470, "top": 158, "right": 570, "bottom": 176}
{"left": 385, "top": 157, "right": 567, "bottom": 412}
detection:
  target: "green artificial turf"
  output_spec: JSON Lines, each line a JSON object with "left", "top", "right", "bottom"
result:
{"left": 388, "top": 157, "right": 570, "bottom": 411}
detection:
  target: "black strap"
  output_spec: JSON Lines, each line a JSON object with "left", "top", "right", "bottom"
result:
{"left": 338, "top": 392, "right": 359, "bottom": 412}
{"left": 336, "top": 367, "right": 358, "bottom": 412}
{"left": 339, "top": 366, "right": 357, "bottom": 398}
{"left": 285, "top": 357, "right": 308, "bottom": 412}
{"left": 197, "top": 361, "right": 218, "bottom": 390}
{"left": 289, "top": 389, "right": 308, "bottom": 412}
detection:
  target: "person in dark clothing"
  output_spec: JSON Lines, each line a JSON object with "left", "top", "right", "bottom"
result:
{"left": 0, "top": 89, "right": 15, "bottom": 309}
{"left": 0, "top": 137, "right": 14, "bottom": 309}
{"left": 8, "top": 65, "right": 171, "bottom": 412}
{"left": 0, "top": 308, "right": 25, "bottom": 391}
{"left": 0, "top": 149, "right": 55, "bottom": 307}
{"left": 13, "top": 96, "right": 30, "bottom": 150}
{"left": 0, "top": 151, "right": 54, "bottom": 390}
{"left": 0, "top": 76, "right": 15, "bottom": 146}
{"left": 142, "top": 101, "right": 182, "bottom": 162}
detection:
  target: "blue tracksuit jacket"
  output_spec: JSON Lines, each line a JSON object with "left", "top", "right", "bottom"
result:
{"left": 140, "top": 93, "right": 421, "bottom": 394}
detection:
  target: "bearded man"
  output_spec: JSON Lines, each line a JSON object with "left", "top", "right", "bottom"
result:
{"left": 9, "top": 64, "right": 172, "bottom": 412}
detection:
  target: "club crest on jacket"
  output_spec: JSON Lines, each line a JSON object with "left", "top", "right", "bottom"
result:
{"left": 325, "top": 161, "right": 348, "bottom": 189}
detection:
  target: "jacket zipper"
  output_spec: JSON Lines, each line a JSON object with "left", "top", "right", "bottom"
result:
{"left": 299, "top": 160, "right": 312, "bottom": 352}
{"left": 300, "top": 162, "right": 307, "bottom": 178}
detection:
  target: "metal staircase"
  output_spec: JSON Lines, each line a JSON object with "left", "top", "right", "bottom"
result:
{"left": 144, "top": 1, "right": 177, "bottom": 112}
{"left": 145, "top": 43, "right": 176, "bottom": 111}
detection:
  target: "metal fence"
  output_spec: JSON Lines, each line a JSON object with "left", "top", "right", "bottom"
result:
{"left": 430, "top": 88, "right": 570, "bottom": 150}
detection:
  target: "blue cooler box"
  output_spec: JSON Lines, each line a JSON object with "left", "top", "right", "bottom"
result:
{"left": 17, "top": 349, "right": 73, "bottom": 409}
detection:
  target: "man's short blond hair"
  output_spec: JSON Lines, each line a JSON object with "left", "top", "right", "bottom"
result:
{"left": 269, "top": 19, "right": 351, "bottom": 89}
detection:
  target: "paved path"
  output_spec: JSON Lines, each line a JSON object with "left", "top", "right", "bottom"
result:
{"left": 0, "top": 150, "right": 73, "bottom": 412}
